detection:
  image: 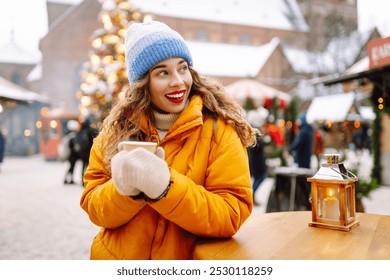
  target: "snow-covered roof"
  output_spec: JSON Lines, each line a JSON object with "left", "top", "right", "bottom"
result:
{"left": 346, "top": 56, "right": 369, "bottom": 74}
{"left": 188, "top": 38, "right": 280, "bottom": 77}
{"left": 225, "top": 78, "right": 291, "bottom": 108}
{"left": 306, "top": 92, "right": 356, "bottom": 123}
{"left": 27, "top": 63, "right": 42, "bottom": 82}
{"left": 0, "top": 76, "right": 49, "bottom": 103}
{"left": 359, "top": 106, "right": 375, "bottom": 121}
{"left": 0, "top": 40, "right": 40, "bottom": 65}
{"left": 46, "top": 0, "right": 83, "bottom": 4}
{"left": 132, "top": 0, "right": 309, "bottom": 32}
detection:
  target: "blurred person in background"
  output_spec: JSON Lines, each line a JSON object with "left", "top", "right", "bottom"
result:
{"left": 0, "top": 129, "right": 5, "bottom": 172}
{"left": 288, "top": 112, "right": 313, "bottom": 169}
{"left": 312, "top": 122, "right": 324, "bottom": 169}
{"left": 247, "top": 133, "right": 267, "bottom": 206}
{"left": 351, "top": 123, "right": 371, "bottom": 153}
{"left": 246, "top": 108, "right": 268, "bottom": 206}
{"left": 59, "top": 120, "right": 80, "bottom": 185}
{"left": 74, "top": 117, "right": 98, "bottom": 186}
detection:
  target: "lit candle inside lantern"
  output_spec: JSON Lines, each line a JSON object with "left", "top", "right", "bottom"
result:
{"left": 322, "top": 189, "right": 339, "bottom": 220}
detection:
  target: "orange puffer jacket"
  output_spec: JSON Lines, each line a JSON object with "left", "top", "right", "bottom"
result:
{"left": 80, "top": 95, "right": 252, "bottom": 259}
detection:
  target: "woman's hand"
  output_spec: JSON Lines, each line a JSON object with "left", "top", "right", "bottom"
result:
{"left": 111, "top": 147, "right": 170, "bottom": 199}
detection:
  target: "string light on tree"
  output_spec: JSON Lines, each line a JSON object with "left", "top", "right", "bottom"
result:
{"left": 76, "top": 0, "right": 152, "bottom": 121}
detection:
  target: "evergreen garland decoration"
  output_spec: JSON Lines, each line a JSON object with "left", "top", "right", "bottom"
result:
{"left": 370, "top": 106, "right": 382, "bottom": 183}
{"left": 369, "top": 84, "right": 388, "bottom": 185}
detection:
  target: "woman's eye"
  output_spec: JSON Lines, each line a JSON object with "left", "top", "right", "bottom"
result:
{"left": 157, "top": 70, "right": 168, "bottom": 76}
{"left": 179, "top": 65, "right": 188, "bottom": 72}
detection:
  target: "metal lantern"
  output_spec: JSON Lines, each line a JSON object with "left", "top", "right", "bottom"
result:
{"left": 307, "top": 154, "right": 359, "bottom": 231}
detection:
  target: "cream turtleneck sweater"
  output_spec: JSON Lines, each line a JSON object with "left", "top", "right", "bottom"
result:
{"left": 152, "top": 110, "right": 180, "bottom": 140}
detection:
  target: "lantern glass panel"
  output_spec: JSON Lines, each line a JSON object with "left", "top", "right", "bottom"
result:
{"left": 318, "top": 186, "right": 340, "bottom": 220}
{"left": 346, "top": 186, "right": 352, "bottom": 219}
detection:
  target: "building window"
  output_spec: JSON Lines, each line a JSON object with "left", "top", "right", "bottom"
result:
{"left": 197, "top": 28, "right": 208, "bottom": 41}
{"left": 240, "top": 33, "right": 251, "bottom": 44}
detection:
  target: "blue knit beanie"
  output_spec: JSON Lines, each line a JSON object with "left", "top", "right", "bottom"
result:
{"left": 125, "top": 21, "right": 193, "bottom": 83}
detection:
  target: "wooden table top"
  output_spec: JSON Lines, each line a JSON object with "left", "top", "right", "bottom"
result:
{"left": 193, "top": 211, "right": 390, "bottom": 260}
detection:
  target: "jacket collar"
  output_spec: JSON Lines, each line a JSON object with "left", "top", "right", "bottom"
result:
{"left": 139, "top": 95, "right": 204, "bottom": 143}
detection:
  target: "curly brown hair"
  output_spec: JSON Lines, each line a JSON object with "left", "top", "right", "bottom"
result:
{"left": 100, "top": 67, "right": 260, "bottom": 170}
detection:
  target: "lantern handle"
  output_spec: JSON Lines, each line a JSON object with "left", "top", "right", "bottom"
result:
{"left": 330, "top": 167, "right": 358, "bottom": 180}
{"left": 346, "top": 170, "right": 358, "bottom": 179}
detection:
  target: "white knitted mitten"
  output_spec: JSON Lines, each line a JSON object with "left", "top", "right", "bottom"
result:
{"left": 111, "top": 150, "right": 141, "bottom": 196}
{"left": 111, "top": 148, "right": 170, "bottom": 199}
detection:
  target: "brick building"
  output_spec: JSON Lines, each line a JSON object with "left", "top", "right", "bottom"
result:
{"left": 39, "top": 0, "right": 101, "bottom": 111}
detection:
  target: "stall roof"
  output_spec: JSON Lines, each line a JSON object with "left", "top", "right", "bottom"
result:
{"left": 306, "top": 92, "right": 357, "bottom": 123}
{"left": 187, "top": 38, "right": 279, "bottom": 77}
{"left": 322, "top": 64, "right": 390, "bottom": 86}
{"left": 0, "top": 76, "right": 49, "bottom": 103}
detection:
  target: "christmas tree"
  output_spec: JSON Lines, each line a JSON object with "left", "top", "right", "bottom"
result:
{"left": 76, "top": 0, "right": 151, "bottom": 123}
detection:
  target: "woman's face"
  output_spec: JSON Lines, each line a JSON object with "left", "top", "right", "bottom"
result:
{"left": 148, "top": 57, "right": 193, "bottom": 114}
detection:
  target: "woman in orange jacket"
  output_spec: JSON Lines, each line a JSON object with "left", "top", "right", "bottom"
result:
{"left": 80, "top": 20, "right": 259, "bottom": 260}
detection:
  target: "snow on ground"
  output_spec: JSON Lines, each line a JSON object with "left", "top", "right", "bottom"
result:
{"left": 0, "top": 155, "right": 99, "bottom": 259}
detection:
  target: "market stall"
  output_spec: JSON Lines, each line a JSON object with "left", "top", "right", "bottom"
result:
{"left": 322, "top": 36, "right": 390, "bottom": 184}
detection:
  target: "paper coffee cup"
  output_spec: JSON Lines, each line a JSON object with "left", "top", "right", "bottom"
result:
{"left": 119, "top": 141, "right": 157, "bottom": 153}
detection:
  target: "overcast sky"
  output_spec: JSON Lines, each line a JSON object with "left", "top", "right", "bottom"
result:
{"left": 0, "top": 0, "right": 389, "bottom": 56}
